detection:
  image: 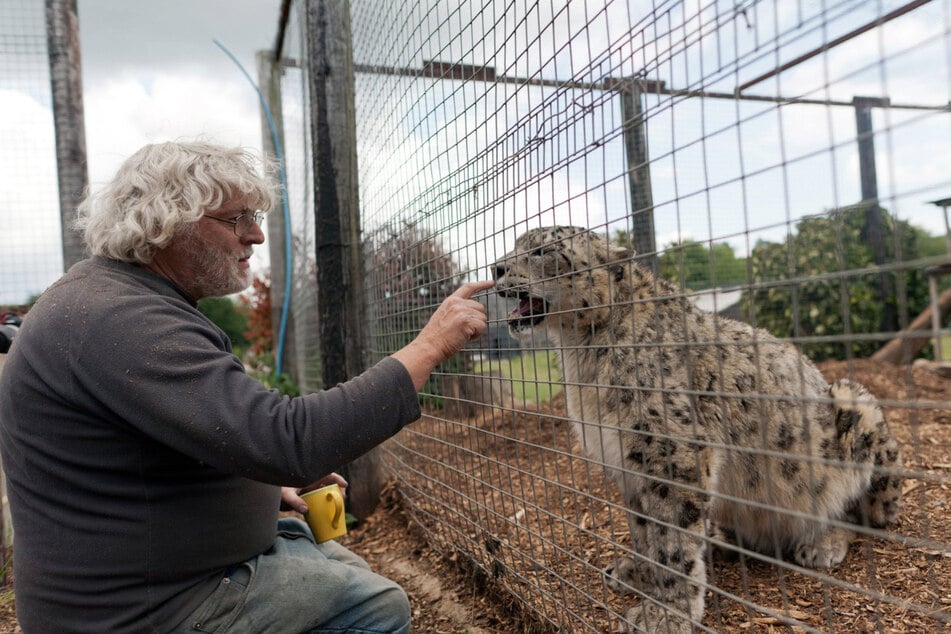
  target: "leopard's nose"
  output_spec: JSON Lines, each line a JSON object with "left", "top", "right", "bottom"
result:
{"left": 493, "top": 264, "right": 508, "bottom": 280}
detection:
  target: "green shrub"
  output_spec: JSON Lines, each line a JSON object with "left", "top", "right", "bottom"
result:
{"left": 743, "top": 204, "right": 930, "bottom": 361}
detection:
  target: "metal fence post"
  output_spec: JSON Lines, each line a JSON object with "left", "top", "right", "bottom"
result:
{"left": 621, "top": 77, "right": 656, "bottom": 273}
{"left": 854, "top": 96, "right": 898, "bottom": 336}
{"left": 256, "top": 50, "right": 299, "bottom": 383}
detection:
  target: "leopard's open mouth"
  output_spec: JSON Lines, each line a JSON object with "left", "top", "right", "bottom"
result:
{"left": 505, "top": 292, "right": 548, "bottom": 330}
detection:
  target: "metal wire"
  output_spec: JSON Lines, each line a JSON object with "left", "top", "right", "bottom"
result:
{"left": 283, "top": 0, "right": 951, "bottom": 630}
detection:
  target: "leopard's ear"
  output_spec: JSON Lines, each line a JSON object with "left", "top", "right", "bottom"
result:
{"left": 606, "top": 244, "right": 633, "bottom": 282}
{"left": 608, "top": 243, "right": 633, "bottom": 263}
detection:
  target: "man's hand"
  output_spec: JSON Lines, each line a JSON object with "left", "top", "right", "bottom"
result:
{"left": 280, "top": 472, "right": 349, "bottom": 514}
{"left": 391, "top": 280, "right": 495, "bottom": 390}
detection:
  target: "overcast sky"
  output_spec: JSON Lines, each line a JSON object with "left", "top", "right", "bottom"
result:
{"left": 78, "top": 0, "right": 281, "bottom": 179}
{"left": 0, "top": 0, "right": 282, "bottom": 304}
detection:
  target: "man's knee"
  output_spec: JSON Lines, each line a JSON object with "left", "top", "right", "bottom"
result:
{"left": 372, "top": 583, "right": 411, "bottom": 633}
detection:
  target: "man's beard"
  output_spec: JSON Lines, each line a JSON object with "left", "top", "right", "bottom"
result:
{"left": 180, "top": 230, "right": 252, "bottom": 298}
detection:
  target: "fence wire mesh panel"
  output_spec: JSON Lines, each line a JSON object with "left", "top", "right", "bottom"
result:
{"left": 287, "top": 0, "right": 951, "bottom": 631}
{"left": 270, "top": 7, "right": 325, "bottom": 393}
{"left": 0, "top": 0, "right": 61, "bottom": 308}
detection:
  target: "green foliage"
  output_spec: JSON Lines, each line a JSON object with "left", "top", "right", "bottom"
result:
{"left": 659, "top": 240, "right": 747, "bottom": 290}
{"left": 249, "top": 358, "right": 301, "bottom": 397}
{"left": 368, "top": 222, "right": 468, "bottom": 403}
{"left": 198, "top": 297, "right": 250, "bottom": 354}
{"left": 917, "top": 230, "right": 951, "bottom": 292}
{"left": 743, "top": 204, "right": 931, "bottom": 361}
{"left": 615, "top": 230, "right": 747, "bottom": 290}
{"left": 918, "top": 232, "right": 948, "bottom": 259}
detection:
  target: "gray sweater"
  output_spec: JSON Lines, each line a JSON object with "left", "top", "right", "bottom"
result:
{"left": 0, "top": 257, "right": 421, "bottom": 632}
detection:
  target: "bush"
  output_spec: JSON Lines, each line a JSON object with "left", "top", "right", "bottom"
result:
{"left": 198, "top": 297, "right": 249, "bottom": 355}
{"left": 743, "top": 204, "right": 930, "bottom": 361}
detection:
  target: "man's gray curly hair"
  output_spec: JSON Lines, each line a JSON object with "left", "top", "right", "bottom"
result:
{"left": 75, "top": 141, "right": 277, "bottom": 264}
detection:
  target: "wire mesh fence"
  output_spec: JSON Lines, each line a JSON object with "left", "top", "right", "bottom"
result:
{"left": 0, "top": 0, "right": 62, "bottom": 309}
{"left": 319, "top": 1, "right": 950, "bottom": 631}
{"left": 4, "top": 0, "right": 951, "bottom": 631}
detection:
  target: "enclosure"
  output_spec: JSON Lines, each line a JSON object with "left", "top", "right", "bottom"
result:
{"left": 5, "top": 0, "right": 951, "bottom": 632}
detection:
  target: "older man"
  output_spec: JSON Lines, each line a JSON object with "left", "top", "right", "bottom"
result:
{"left": 0, "top": 141, "right": 492, "bottom": 633}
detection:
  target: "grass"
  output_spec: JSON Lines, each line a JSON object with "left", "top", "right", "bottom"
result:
{"left": 937, "top": 335, "right": 951, "bottom": 361}
{"left": 475, "top": 350, "right": 564, "bottom": 403}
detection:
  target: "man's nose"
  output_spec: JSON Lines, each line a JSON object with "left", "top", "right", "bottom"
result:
{"left": 242, "top": 220, "right": 266, "bottom": 245}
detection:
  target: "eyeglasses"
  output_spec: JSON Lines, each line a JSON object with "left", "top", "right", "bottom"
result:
{"left": 206, "top": 210, "right": 265, "bottom": 237}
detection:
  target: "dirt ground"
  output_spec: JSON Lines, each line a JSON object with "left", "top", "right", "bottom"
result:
{"left": 0, "top": 359, "right": 947, "bottom": 633}
{"left": 371, "top": 358, "right": 951, "bottom": 633}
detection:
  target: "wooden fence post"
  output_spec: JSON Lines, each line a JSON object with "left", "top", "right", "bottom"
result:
{"left": 305, "top": 0, "right": 383, "bottom": 519}
{"left": 46, "top": 0, "right": 87, "bottom": 271}
{"left": 621, "top": 77, "right": 656, "bottom": 273}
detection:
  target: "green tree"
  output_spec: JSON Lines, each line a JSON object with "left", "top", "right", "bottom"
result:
{"left": 659, "top": 240, "right": 746, "bottom": 290}
{"left": 366, "top": 222, "right": 468, "bottom": 403}
{"left": 614, "top": 231, "right": 746, "bottom": 290}
{"left": 743, "top": 204, "right": 931, "bottom": 361}
{"left": 918, "top": 230, "right": 948, "bottom": 259}
{"left": 198, "top": 296, "right": 250, "bottom": 354}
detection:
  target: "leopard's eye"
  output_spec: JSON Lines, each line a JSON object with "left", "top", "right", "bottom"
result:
{"left": 530, "top": 246, "right": 547, "bottom": 256}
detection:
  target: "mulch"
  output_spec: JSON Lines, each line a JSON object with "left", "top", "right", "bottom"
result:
{"left": 370, "top": 358, "right": 951, "bottom": 633}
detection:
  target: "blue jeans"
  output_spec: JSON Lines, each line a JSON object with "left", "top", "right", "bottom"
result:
{"left": 170, "top": 518, "right": 411, "bottom": 633}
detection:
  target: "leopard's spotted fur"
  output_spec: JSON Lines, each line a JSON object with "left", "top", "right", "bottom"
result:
{"left": 493, "top": 226, "right": 902, "bottom": 633}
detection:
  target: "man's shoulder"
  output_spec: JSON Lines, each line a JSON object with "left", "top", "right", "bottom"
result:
{"left": 32, "top": 258, "right": 198, "bottom": 334}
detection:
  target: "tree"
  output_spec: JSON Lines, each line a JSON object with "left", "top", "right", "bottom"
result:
{"left": 237, "top": 274, "right": 300, "bottom": 396}
{"left": 659, "top": 240, "right": 746, "bottom": 290}
{"left": 743, "top": 204, "right": 931, "bottom": 361}
{"left": 240, "top": 275, "right": 273, "bottom": 360}
{"left": 614, "top": 230, "right": 746, "bottom": 290}
{"left": 367, "top": 222, "right": 468, "bottom": 400}
{"left": 198, "top": 297, "right": 249, "bottom": 354}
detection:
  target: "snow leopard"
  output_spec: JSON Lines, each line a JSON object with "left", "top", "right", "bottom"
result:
{"left": 493, "top": 225, "right": 902, "bottom": 633}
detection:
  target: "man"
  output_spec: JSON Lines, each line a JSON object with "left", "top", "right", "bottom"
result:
{"left": 0, "top": 141, "right": 493, "bottom": 633}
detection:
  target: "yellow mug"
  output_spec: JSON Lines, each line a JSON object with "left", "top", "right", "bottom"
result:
{"left": 301, "top": 484, "right": 347, "bottom": 543}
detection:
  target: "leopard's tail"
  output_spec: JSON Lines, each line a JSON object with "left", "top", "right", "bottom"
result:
{"left": 830, "top": 379, "right": 902, "bottom": 527}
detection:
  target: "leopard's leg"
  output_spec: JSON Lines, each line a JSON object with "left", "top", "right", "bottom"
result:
{"left": 610, "top": 439, "right": 707, "bottom": 634}
{"left": 604, "top": 485, "right": 650, "bottom": 596}
{"left": 832, "top": 379, "right": 903, "bottom": 527}
{"left": 791, "top": 524, "right": 854, "bottom": 568}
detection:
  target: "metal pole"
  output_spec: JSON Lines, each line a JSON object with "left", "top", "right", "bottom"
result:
{"left": 854, "top": 96, "right": 898, "bottom": 335}
{"left": 929, "top": 272, "right": 943, "bottom": 360}
{"left": 46, "top": 0, "right": 87, "bottom": 271}
{"left": 620, "top": 78, "right": 656, "bottom": 272}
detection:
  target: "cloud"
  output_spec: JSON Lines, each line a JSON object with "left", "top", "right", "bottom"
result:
{"left": 83, "top": 73, "right": 265, "bottom": 186}
{"left": 78, "top": 0, "right": 281, "bottom": 87}
{"left": 0, "top": 90, "right": 64, "bottom": 303}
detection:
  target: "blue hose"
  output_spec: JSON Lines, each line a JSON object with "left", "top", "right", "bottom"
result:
{"left": 213, "top": 38, "right": 293, "bottom": 376}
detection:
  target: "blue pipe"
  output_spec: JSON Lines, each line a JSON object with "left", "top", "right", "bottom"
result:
{"left": 213, "top": 38, "right": 293, "bottom": 376}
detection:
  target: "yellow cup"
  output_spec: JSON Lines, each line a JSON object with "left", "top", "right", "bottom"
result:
{"left": 301, "top": 484, "right": 347, "bottom": 543}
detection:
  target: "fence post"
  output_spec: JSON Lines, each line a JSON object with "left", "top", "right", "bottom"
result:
{"left": 621, "top": 77, "right": 656, "bottom": 272}
{"left": 853, "top": 96, "right": 898, "bottom": 336}
{"left": 46, "top": 0, "right": 87, "bottom": 271}
{"left": 305, "top": 0, "right": 382, "bottom": 519}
